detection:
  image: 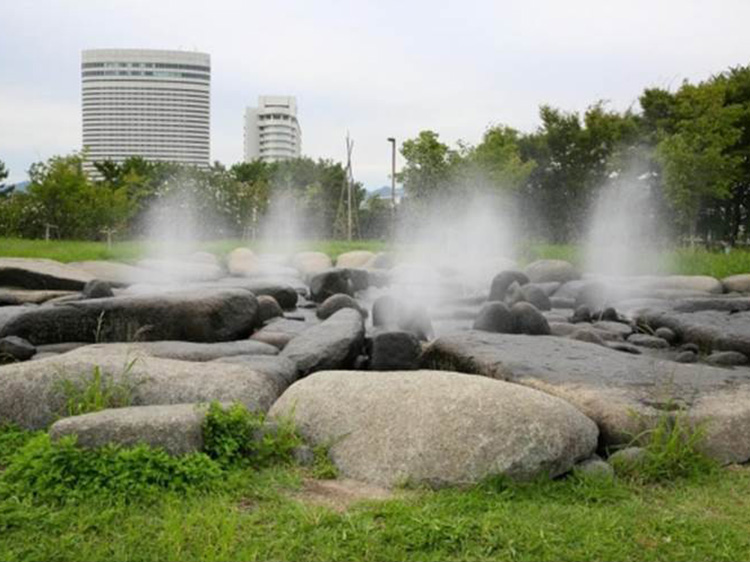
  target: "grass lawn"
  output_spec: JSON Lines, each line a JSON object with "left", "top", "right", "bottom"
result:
{"left": 3, "top": 461, "right": 750, "bottom": 561}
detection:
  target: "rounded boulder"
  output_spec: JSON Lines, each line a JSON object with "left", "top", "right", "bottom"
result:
{"left": 270, "top": 370, "right": 598, "bottom": 487}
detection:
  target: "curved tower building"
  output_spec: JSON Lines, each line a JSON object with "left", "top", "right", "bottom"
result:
{"left": 244, "top": 95, "right": 301, "bottom": 163}
{"left": 81, "top": 48, "right": 210, "bottom": 171}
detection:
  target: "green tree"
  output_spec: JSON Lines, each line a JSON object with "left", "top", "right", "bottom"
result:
{"left": 463, "top": 125, "right": 536, "bottom": 192}
{"left": 398, "top": 130, "right": 456, "bottom": 200}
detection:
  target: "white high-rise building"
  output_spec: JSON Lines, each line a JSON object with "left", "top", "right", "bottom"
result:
{"left": 244, "top": 96, "right": 301, "bottom": 162}
{"left": 81, "top": 48, "right": 210, "bottom": 171}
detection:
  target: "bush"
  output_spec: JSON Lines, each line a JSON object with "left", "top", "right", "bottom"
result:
{"left": 201, "top": 402, "right": 301, "bottom": 468}
{"left": 0, "top": 434, "right": 222, "bottom": 504}
{"left": 54, "top": 363, "right": 137, "bottom": 417}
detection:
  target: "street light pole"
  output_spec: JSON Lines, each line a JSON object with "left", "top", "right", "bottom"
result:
{"left": 387, "top": 137, "right": 396, "bottom": 227}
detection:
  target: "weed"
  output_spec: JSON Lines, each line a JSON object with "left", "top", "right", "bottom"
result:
{"left": 615, "top": 408, "right": 717, "bottom": 483}
{"left": 54, "top": 360, "right": 139, "bottom": 417}
{"left": 201, "top": 402, "right": 301, "bottom": 468}
{"left": 0, "top": 434, "right": 222, "bottom": 504}
{"left": 310, "top": 444, "right": 338, "bottom": 480}
{"left": 0, "top": 424, "right": 41, "bottom": 468}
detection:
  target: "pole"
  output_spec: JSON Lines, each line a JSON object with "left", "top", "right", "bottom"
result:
{"left": 387, "top": 137, "right": 396, "bottom": 225}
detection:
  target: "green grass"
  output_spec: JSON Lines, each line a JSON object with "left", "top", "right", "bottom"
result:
{"left": 2, "top": 237, "right": 749, "bottom": 277}
{"left": 0, "top": 237, "right": 389, "bottom": 263}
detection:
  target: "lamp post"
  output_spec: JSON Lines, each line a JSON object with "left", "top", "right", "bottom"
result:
{"left": 387, "top": 137, "right": 396, "bottom": 227}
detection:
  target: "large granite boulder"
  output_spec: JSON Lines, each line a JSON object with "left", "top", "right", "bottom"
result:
{"left": 251, "top": 318, "right": 314, "bottom": 349}
{"left": 50, "top": 403, "right": 209, "bottom": 455}
{"left": 78, "top": 340, "right": 279, "bottom": 362}
{"left": 0, "top": 289, "right": 259, "bottom": 345}
{"left": 309, "top": 269, "right": 353, "bottom": 302}
{"left": 0, "top": 258, "right": 95, "bottom": 290}
{"left": 723, "top": 274, "right": 750, "bottom": 294}
{"left": 0, "top": 345, "right": 282, "bottom": 430}
{"left": 270, "top": 370, "right": 598, "bottom": 487}
{"left": 281, "top": 309, "right": 365, "bottom": 377}
{"left": 422, "top": 331, "right": 750, "bottom": 464}
{"left": 291, "top": 252, "right": 332, "bottom": 277}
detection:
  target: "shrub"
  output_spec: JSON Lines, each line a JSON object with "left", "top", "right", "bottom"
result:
{"left": 55, "top": 362, "right": 137, "bottom": 417}
{"left": 0, "top": 434, "right": 222, "bottom": 504}
{"left": 201, "top": 402, "right": 301, "bottom": 468}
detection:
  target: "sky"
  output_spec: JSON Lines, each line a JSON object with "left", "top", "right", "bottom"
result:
{"left": 1, "top": 0, "right": 749, "bottom": 189}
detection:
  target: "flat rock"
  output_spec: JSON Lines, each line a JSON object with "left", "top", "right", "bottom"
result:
{"left": 336, "top": 251, "right": 375, "bottom": 269}
{"left": 627, "top": 333, "right": 669, "bottom": 349}
{"left": 0, "top": 289, "right": 258, "bottom": 345}
{"left": 422, "top": 331, "right": 750, "bottom": 464}
{"left": 0, "top": 258, "right": 95, "bottom": 291}
{"left": 0, "top": 345, "right": 282, "bottom": 430}
{"left": 69, "top": 260, "right": 174, "bottom": 286}
{"left": 50, "top": 403, "right": 209, "bottom": 455}
{"left": 96, "top": 340, "right": 279, "bottom": 362}
{"left": 593, "top": 321, "right": 633, "bottom": 337}
{"left": 281, "top": 309, "right": 365, "bottom": 377}
{"left": 211, "top": 355, "right": 299, "bottom": 389}
{"left": 137, "top": 259, "right": 223, "bottom": 282}
{"left": 0, "top": 289, "right": 76, "bottom": 305}
{"left": 270, "top": 370, "right": 598, "bottom": 487}
{"left": 251, "top": 317, "right": 314, "bottom": 349}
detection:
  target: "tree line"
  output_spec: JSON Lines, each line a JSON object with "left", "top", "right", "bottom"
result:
{"left": 1, "top": 63, "right": 748, "bottom": 244}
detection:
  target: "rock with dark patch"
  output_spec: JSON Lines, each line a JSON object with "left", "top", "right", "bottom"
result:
{"left": 488, "top": 270, "right": 529, "bottom": 301}
{"left": 422, "top": 331, "right": 750, "bottom": 464}
{"left": 281, "top": 309, "right": 365, "bottom": 377}
{"left": 571, "top": 305, "right": 592, "bottom": 323}
{"left": 372, "top": 295, "right": 401, "bottom": 328}
{"left": 654, "top": 326, "right": 677, "bottom": 345}
{"left": 50, "top": 404, "right": 209, "bottom": 455}
{"left": 0, "top": 258, "right": 95, "bottom": 290}
{"left": 309, "top": 269, "right": 352, "bottom": 303}
{"left": 0, "top": 289, "right": 258, "bottom": 345}
{"left": 0, "top": 336, "right": 36, "bottom": 362}
{"left": 0, "top": 346, "right": 282, "bottom": 429}
{"left": 270, "top": 370, "right": 598, "bottom": 487}
{"left": 520, "top": 284, "right": 552, "bottom": 311}
{"left": 369, "top": 330, "right": 422, "bottom": 371}
{"left": 251, "top": 318, "right": 313, "bottom": 349}
{"left": 257, "top": 295, "right": 283, "bottom": 325}
{"left": 598, "top": 307, "right": 619, "bottom": 322}
{"left": 339, "top": 268, "right": 369, "bottom": 292}
{"left": 706, "top": 351, "right": 748, "bottom": 366}
{"left": 511, "top": 302, "right": 550, "bottom": 335}
{"left": 397, "top": 304, "right": 434, "bottom": 341}
{"left": 524, "top": 260, "right": 581, "bottom": 284}
{"left": 627, "top": 333, "right": 669, "bottom": 349}
{"left": 316, "top": 294, "right": 366, "bottom": 320}
{"left": 681, "top": 343, "right": 700, "bottom": 354}
{"left": 83, "top": 279, "right": 114, "bottom": 299}
{"left": 473, "top": 302, "right": 513, "bottom": 333}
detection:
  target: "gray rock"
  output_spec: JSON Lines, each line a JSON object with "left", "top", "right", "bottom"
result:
{"left": 309, "top": 269, "right": 352, "bottom": 303}
{"left": 370, "top": 330, "right": 422, "bottom": 371}
{"left": 593, "top": 321, "right": 633, "bottom": 337}
{"left": 575, "top": 457, "right": 615, "bottom": 479}
{"left": 569, "top": 328, "right": 607, "bottom": 347}
{"left": 675, "top": 351, "right": 698, "bottom": 363}
{"left": 217, "top": 278, "right": 299, "bottom": 309}
{"left": 50, "top": 403, "right": 208, "bottom": 455}
{"left": 723, "top": 274, "right": 750, "bottom": 293}
{"left": 137, "top": 259, "right": 222, "bottom": 282}
{"left": 316, "top": 294, "right": 366, "bottom": 320}
{"left": 69, "top": 260, "right": 174, "bottom": 287}
{"left": 113, "top": 339, "right": 279, "bottom": 362}
{"left": 627, "top": 333, "right": 669, "bottom": 349}
{"left": 270, "top": 370, "right": 598, "bottom": 487}
{"left": 0, "top": 335, "right": 36, "bottom": 362}
{"left": 550, "top": 297, "right": 576, "bottom": 309}
{"left": 336, "top": 251, "right": 376, "bottom": 269}
{"left": 0, "top": 258, "right": 95, "bottom": 291}
{"left": 488, "top": 270, "right": 529, "bottom": 301}
{"left": 571, "top": 305, "right": 592, "bottom": 323}
{"left": 0, "top": 345, "right": 282, "bottom": 429}
{"left": 520, "top": 284, "right": 552, "bottom": 311}
{"left": 0, "top": 289, "right": 76, "bottom": 305}
{"left": 83, "top": 279, "right": 114, "bottom": 299}
{"left": 251, "top": 317, "right": 313, "bottom": 349}
{"left": 473, "top": 302, "right": 513, "bottom": 333}
{"left": 256, "top": 295, "right": 283, "bottom": 324}
{"left": 292, "top": 444, "right": 316, "bottom": 466}
{"left": 0, "top": 288, "right": 258, "bottom": 345}
{"left": 511, "top": 302, "right": 550, "bottom": 335}
{"left": 397, "top": 304, "right": 434, "bottom": 341}
{"left": 608, "top": 446, "right": 647, "bottom": 468}
{"left": 339, "top": 268, "right": 369, "bottom": 292}
{"left": 706, "top": 351, "right": 748, "bottom": 366}
{"left": 681, "top": 343, "right": 700, "bottom": 354}
{"left": 211, "top": 355, "right": 298, "bottom": 389}
{"left": 291, "top": 251, "right": 333, "bottom": 277}
{"left": 422, "top": 331, "right": 750, "bottom": 464}
{"left": 654, "top": 327, "right": 677, "bottom": 344}
{"left": 607, "top": 342, "right": 642, "bottom": 355}
{"left": 524, "top": 260, "right": 581, "bottom": 284}
{"left": 36, "top": 342, "right": 88, "bottom": 354}
{"left": 281, "top": 309, "right": 365, "bottom": 377}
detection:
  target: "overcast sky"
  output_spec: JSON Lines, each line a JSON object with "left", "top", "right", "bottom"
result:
{"left": 1, "top": 0, "right": 748, "bottom": 188}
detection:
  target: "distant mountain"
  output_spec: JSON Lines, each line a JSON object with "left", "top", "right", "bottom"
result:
{"left": 367, "top": 185, "right": 404, "bottom": 201}
{"left": 0, "top": 180, "right": 30, "bottom": 195}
